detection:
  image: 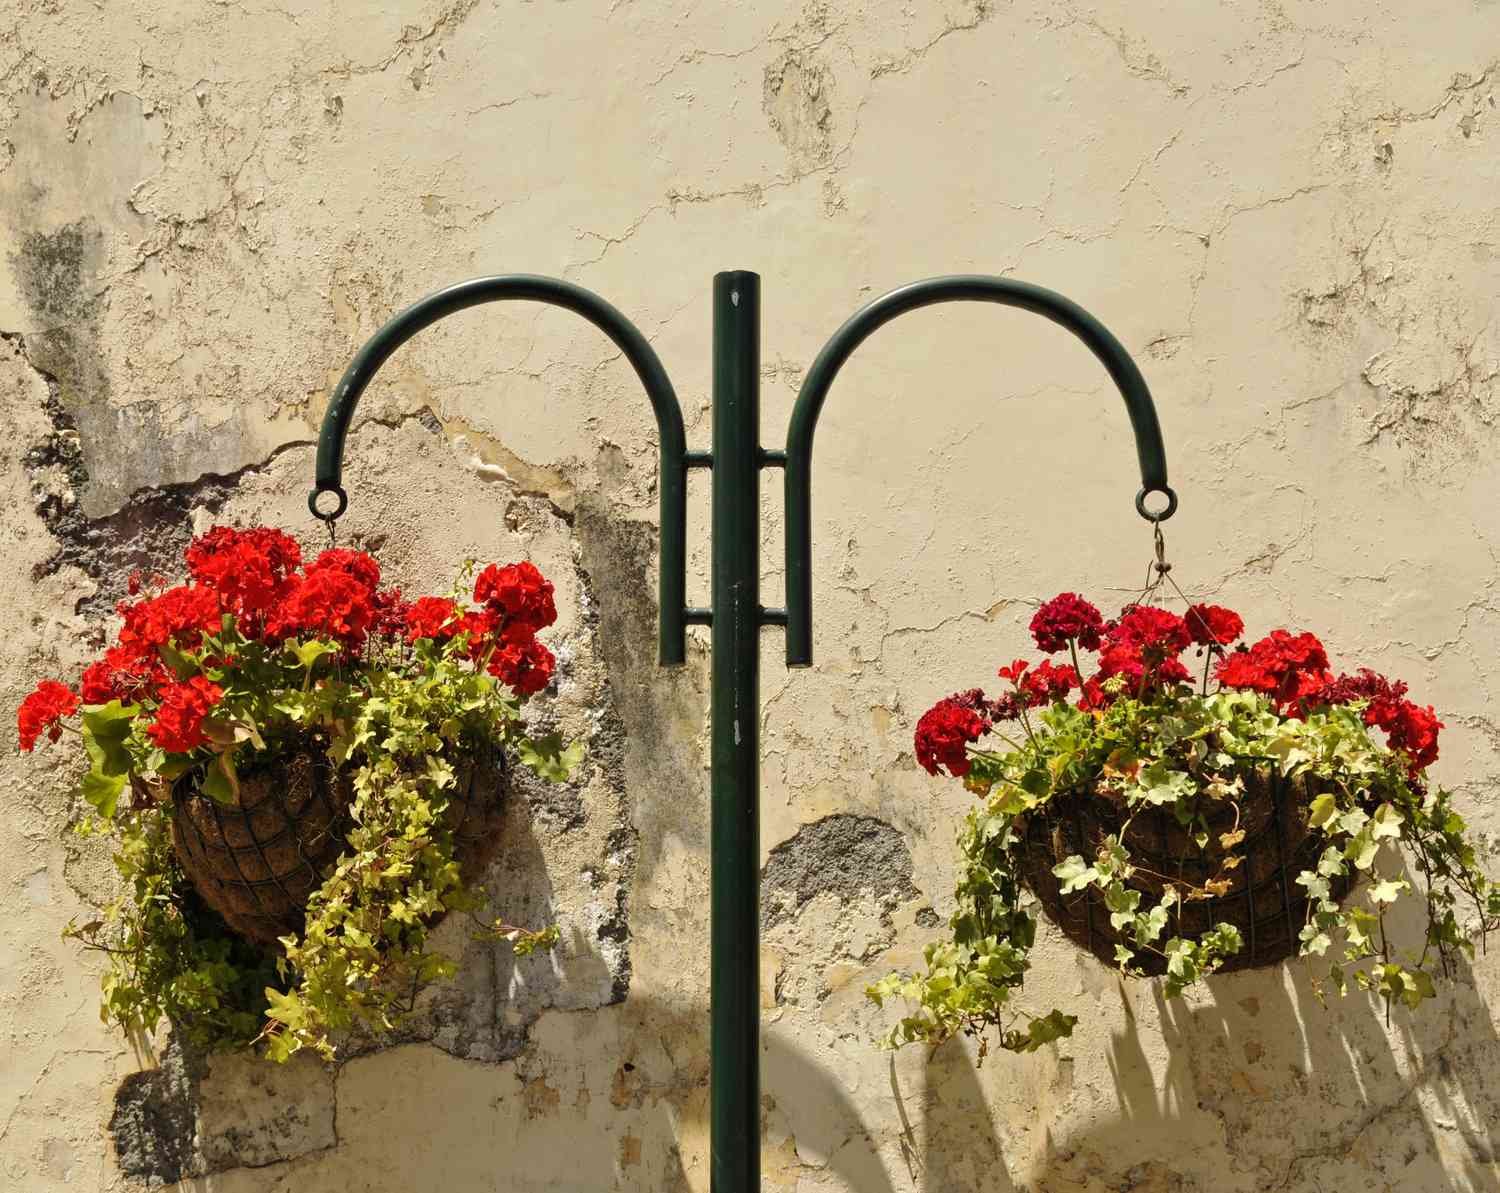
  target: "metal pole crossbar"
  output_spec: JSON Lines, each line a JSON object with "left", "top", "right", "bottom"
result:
{"left": 310, "top": 269, "right": 1176, "bottom": 1192}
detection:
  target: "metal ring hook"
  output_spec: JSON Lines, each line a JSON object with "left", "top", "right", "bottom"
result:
{"left": 308, "top": 484, "right": 348, "bottom": 523}
{"left": 1135, "top": 484, "right": 1178, "bottom": 523}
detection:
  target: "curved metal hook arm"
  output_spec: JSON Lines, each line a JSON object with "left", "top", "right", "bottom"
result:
{"left": 783, "top": 275, "right": 1177, "bottom": 666}
{"left": 309, "top": 274, "right": 691, "bottom": 665}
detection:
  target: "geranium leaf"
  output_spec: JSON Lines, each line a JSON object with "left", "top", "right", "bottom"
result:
{"left": 79, "top": 769, "right": 126, "bottom": 819}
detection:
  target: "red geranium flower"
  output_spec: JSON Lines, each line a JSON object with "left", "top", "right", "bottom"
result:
{"left": 997, "top": 659, "right": 1030, "bottom": 684}
{"left": 474, "top": 561, "right": 557, "bottom": 635}
{"left": 1386, "top": 702, "right": 1441, "bottom": 774}
{"left": 185, "top": 526, "right": 302, "bottom": 620}
{"left": 118, "top": 585, "right": 224, "bottom": 654}
{"left": 1107, "top": 605, "right": 1192, "bottom": 658}
{"left": 914, "top": 696, "right": 989, "bottom": 777}
{"left": 368, "top": 588, "right": 407, "bottom": 638}
{"left": 1077, "top": 675, "right": 1112, "bottom": 712}
{"left": 488, "top": 633, "right": 556, "bottom": 696}
{"left": 1313, "top": 668, "right": 1408, "bottom": 711}
{"left": 80, "top": 645, "right": 171, "bottom": 705}
{"left": 267, "top": 567, "right": 376, "bottom": 647}
{"left": 309, "top": 548, "right": 381, "bottom": 593}
{"left": 1030, "top": 593, "right": 1105, "bottom": 653}
{"left": 1314, "top": 669, "right": 1441, "bottom": 774}
{"left": 1094, "top": 641, "right": 1191, "bottom": 687}
{"left": 146, "top": 676, "right": 224, "bottom": 754}
{"left": 453, "top": 608, "right": 500, "bottom": 660}
{"left": 1021, "top": 660, "right": 1079, "bottom": 706}
{"left": 1217, "top": 630, "right": 1330, "bottom": 708}
{"left": 17, "top": 681, "right": 79, "bottom": 751}
{"left": 1185, "top": 604, "right": 1244, "bottom": 648}
{"left": 404, "top": 596, "right": 461, "bottom": 643}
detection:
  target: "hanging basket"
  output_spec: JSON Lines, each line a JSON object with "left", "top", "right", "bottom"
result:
{"left": 169, "top": 744, "right": 509, "bottom": 947}
{"left": 1015, "top": 764, "right": 1352, "bottom": 974}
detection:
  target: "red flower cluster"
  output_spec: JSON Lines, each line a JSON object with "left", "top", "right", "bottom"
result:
{"left": 1309, "top": 668, "right": 1441, "bottom": 774}
{"left": 997, "top": 659, "right": 1079, "bottom": 709}
{"left": 915, "top": 696, "right": 989, "bottom": 777}
{"left": 147, "top": 676, "right": 224, "bottom": 754}
{"left": 915, "top": 591, "right": 1445, "bottom": 785}
{"left": 14, "top": 524, "right": 564, "bottom": 759}
{"left": 474, "top": 562, "right": 557, "bottom": 636}
{"left": 466, "top": 561, "right": 558, "bottom": 694}
{"left": 80, "top": 645, "right": 169, "bottom": 705}
{"left": 268, "top": 562, "right": 378, "bottom": 647}
{"left": 403, "top": 596, "right": 461, "bottom": 644}
{"left": 185, "top": 527, "right": 302, "bottom": 621}
{"left": 489, "top": 635, "right": 555, "bottom": 696}
{"left": 17, "top": 681, "right": 79, "bottom": 751}
{"left": 1109, "top": 606, "right": 1192, "bottom": 657}
{"left": 1186, "top": 604, "right": 1243, "bottom": 648}
{"left": 1030, "top": 593, "right": 1105, "bottom": 653}
{"left": 1215, "top": 630, "right": 1330, "bottom": 707}
{"left": 310, "top": 548, "right": 381, "bottom": 593}
{"left": 119, "top": 584, "right": 223, "bottom": 654}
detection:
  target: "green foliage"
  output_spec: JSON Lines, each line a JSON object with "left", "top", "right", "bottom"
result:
{"left": 870, "top": 688, "right": 1497, "bottom": 1056}
{"left": 70, "top": 627, "right": 579, "bottom": 1062}
{"left": 66, "top": 807, "right": 279, "bottom": 1052}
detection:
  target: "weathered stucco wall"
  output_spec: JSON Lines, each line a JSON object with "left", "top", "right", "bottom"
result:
{"left": 3, "top": 2, "right": 1500, "bottom": 1189}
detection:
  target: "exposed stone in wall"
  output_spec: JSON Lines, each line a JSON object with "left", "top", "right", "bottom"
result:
{"left": 109, "top": 1040, "right": 205, "bottom": 1187}
{"left": 762, "top": 814, "right": 919, "bottom": 930}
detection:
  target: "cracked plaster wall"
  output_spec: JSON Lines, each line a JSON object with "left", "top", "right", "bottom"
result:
{"left": 3, "top": 1, "right": 1500, "bottom": 1190}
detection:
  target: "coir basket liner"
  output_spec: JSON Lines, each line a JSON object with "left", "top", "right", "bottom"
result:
{"left": 1016, "top": 765, "right": 1352, "bottom": 974}
{"left": 169, "top": 744, "right": 509, "bottom": 947}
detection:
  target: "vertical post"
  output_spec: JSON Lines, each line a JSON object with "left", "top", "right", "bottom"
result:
{"left": 710, "top": 269, "right": 761, "bottom": 1191}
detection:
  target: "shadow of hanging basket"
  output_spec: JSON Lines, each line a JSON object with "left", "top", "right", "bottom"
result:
{"left": 164, "top": 743, "right": 511, "bottom": 947}
{"left": 1015, "top": 764, "right": 1353, "bottom": 974}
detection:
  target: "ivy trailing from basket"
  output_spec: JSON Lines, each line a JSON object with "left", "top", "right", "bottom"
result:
{"left": 18, "top": 527, "right": 579, "bottom": 1062}
{"left": 868, "top": 593, "right": 1500, "bottom": 1057}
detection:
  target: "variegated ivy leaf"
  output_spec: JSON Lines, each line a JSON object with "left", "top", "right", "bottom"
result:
{"left": 1338, "top": 806, "right": 1370, "bottom": 837}
{"left": 1052, "top": 855, "right": 1099, "bottom": 895}
{"left": 1104, "top": 883, "right": 1141, "bottom": 930}
{"left": 1134, "top": 903, "right": 1170, "bottom": 946}
{"left": 1316, "top": 844, "right": 1347, "bottom": 878}
{"left": 1299, "top": 923, "right": 1332, "bottom": 956}
{"left": 1307, "top": 793, "right": 1339, "bottom": 831}
{"left": 1345, "top": 826, "right": 1379, "bottom": 871}
{"left": 1368, "top": 877, "right": 1407, "bottom": 904}
{"left": 1370, "top": 802, "right": 1404, "bottom": 841}
{"left": 1136, "top": 763, "right": 1197, "bottom": 806}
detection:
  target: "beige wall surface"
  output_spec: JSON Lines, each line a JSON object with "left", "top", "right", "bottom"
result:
{"left": 3, "top": 1, "right": 1500, "bottom": 1189}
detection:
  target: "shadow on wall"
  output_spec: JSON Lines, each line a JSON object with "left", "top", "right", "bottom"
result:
{"left": 112, "top": 991, "right": 904, "bottom": 1192}
{"left": 885, "top": 920, "right": 1500, "bottom": 1192}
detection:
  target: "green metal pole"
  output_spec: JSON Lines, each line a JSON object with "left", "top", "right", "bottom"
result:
{"left": 310, "top": 269, "right": 1174, "bottom": 1193}
{"left": 710, "top": 269, "right": 761, "bottom": 1191}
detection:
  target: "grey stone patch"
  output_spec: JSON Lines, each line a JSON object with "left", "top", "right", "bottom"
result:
{"left": 760, "top": 814, "right": 919, "bottom": 931}
{"left": 33, "top": 464, "right": 241, "bottom": 617}
{"left": 111, "top": 1040, "right": 337, "bottom": 1181}
{"left": 195, "top": 1051, "right": 336, "bottom": 1171}
{"left": 914, "top": 905, "right": 941, "bottom": 928}
{"left": 5, "top": 219, "right": 298, "bottom": 613}
{"left": 510, "top": 728, "right": 587, "bottom": 833}
{"left": 574, "top": 498, "right": 678, "bottom": 1002}
{"left": 109, "top": 1038, "right": 206, "bottom": 1186}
